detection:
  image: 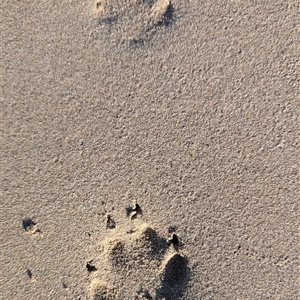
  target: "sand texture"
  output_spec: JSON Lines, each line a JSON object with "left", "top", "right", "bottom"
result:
{"left": 1, "top": 0, "right": 299, "bottom": 299}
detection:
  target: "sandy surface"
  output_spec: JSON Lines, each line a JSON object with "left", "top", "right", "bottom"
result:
{"left": 1, "top": 0, "right": 299, "bottom": 299}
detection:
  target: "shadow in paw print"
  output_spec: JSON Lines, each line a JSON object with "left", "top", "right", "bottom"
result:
{"left": 26, "top": 269, "right": 32, "bottom": 279}
{"left": 86, "top": 260, "right": 97, "bottom": 273}
{"left": 156, "top": 253, "right": 190, "bottom": 300}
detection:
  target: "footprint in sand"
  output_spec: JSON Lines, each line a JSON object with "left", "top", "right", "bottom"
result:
{"left": 87, "top": 205, "right": 190, "bottom": 300}
{"left": 87, "top": 205, "right": 190, "bottom": 299}
{"left": 92, "top": 0, "right": 175, "bottom": 45}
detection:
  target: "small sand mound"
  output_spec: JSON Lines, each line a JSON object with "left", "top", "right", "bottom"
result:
{"left": 137, "top": 224, "right": 158, "bottom": 242}
{"left": 106, "top": 240, "right": 126, "bottom": 267}
{"left": 133, "top": 223, "right": 168, "bottom": 257}
{"left": 89, "top": 279, "right": 118, "bottom": 300}
{"left": 151, "top": 0, "right": 172, "bottom": 25}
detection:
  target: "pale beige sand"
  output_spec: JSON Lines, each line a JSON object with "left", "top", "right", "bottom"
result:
{"left": 1, "top": 0, "right": 299, "bottom": 299}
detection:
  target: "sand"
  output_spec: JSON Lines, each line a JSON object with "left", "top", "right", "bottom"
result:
{"left": 1, "top": 0, "right": 299, "bottom": 299}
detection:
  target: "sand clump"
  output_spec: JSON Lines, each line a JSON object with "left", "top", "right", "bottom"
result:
{"left": 151, "top": 0, "right": 172, "bottom": 24}
{"left": 89, "top": 279, "right": 119, "bottom": 300}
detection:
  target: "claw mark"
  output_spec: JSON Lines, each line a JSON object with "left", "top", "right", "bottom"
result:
{"left": 126, "top": 203, "right": 143, "bottom": 220}
{"left": 86, "top": 259, "right": 97, "bottom": 273}
{"left": 168, "top": 233, "right": 179, "bottom": 251}
{"left": 106, "top": 214, "right": 116, "bottom": 229}
{"left": 168, "top": 233, "right": 179, "bottom": 245}
{"left": 22, "top": 218, "right": 36, "bottom": 231}
{"left": 26, "top": 269, "right": 32, "bottom": 279}
{"left": 22, "top": 217, "right": 41, "bottom": 234}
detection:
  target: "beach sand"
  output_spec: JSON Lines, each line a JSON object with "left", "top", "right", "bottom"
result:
{"left": 1, "top": 0, "right": 299, "bottom": 299}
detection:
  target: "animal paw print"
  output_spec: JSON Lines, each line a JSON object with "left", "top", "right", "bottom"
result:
{"left": 93, "top": 0, "right": 174, "bottom": 44}
{"left": 87, "top": 206, "right": 189, "bottom": 299}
